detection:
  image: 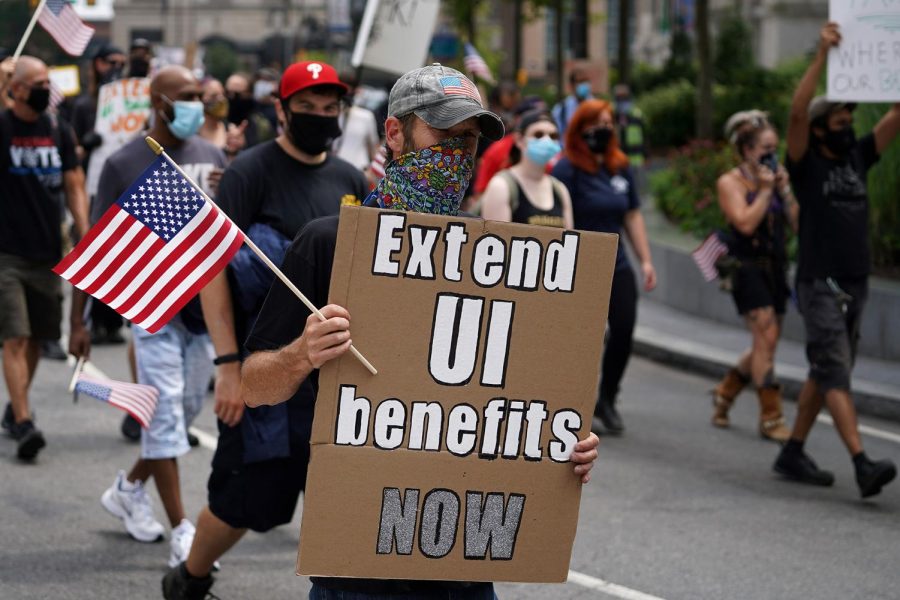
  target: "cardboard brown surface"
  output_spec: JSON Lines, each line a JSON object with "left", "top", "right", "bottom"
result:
{"left": 298, "top": 205, "right": 617, "bottom": 582}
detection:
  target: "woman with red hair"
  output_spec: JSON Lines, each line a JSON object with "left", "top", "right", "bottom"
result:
{"left": 552, "top": 99, "right": 656, "bottom": 435}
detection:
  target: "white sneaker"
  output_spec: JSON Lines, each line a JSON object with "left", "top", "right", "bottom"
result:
{"left": 100, "top": 470, "right": 165, "bottom": 543}
{"left": 169, "top": 519, "right": 196, "bottom": 568}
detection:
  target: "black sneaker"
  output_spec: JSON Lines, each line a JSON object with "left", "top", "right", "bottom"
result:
{"left": 13, "top": 420, "right": 46, "bottom": 460}
{"left": 187, "top": 432, "right": 199, "bottom": 448}
{"left": 594, "top": 401, "right": 624, "bottom": 435}
{"left": 1, "top": 403, "right": 13, "bottom": 434}
{"left": 773, "top": 447, "right": 835, "bottom": 487}
{"left": 162, "top": 562, "right": 217, "bottom": 600}
{"left": 121, "top": 414, "right": 141, "bottom": 442}
{"left": 855, "top": 458, "right": 897, "bottom": 499}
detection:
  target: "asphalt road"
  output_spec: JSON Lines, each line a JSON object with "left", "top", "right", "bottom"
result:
{"left": 2, "top": 341, "right": 899, "bottom": 600}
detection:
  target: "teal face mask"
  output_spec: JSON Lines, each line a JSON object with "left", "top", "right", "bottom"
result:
{"left": 575, "top": 81, "right": 592, "bottom": 100}
{"left": 161, "top": 95, "right": 204, "bottom": 140}
{"left": 525, "top": 137, "right": 561, "bottom": 166}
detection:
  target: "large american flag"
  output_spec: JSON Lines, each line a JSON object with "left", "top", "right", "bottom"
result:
{"left": 38, "top": 0, "right": 95, "bottom": 57}
{"left": 75, "top": 373, "right": 159, "bottom": 429}
{"left": 691, "top": 232, "right": 729, "bottom": 282}
{"left": 463, "top": 43, "right": 495, "bottom": 85}
{"left": 439, "top": 75, "right": 482, "bottom": 104}
{"left": 54, "top": 155, "right": 244, "bottom": 334}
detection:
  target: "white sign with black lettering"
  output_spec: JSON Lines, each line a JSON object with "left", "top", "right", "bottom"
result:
{"left": 828, "top": 0, "right": 900, "bottom": 102}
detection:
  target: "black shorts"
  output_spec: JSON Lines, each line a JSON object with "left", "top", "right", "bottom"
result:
{"left": 0, "top": 253, "right": 62, "bottom": 342}
{"left": 797, "top": 278, "right": 867, "bottom": 393}
{"left": 208, "top": 419, "right": 310, "bottom": 532}
{"left": 730, "top": 262, "right": 789, "bottom": 315}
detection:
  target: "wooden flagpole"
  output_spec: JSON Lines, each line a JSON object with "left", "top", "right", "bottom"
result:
{"left": 13, "top": 0, "right": 49, "bottom": 61}
{"left": 68, "top": 356, "right": 86, "bottom": 393}
{"left": 144, "top": 137, "right": 378, "bottom": 376}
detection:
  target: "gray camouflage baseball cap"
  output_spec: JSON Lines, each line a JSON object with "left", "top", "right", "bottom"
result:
{"left": 808, "top": 95, "right": 856, "bottom": 124}
{"left": 388, "top": 64, "right": 505, "bottom": 141}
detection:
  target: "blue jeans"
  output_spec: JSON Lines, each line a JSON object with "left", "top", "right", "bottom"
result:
{"left": 308, "top": 582, "right": 497, "bottom": 600}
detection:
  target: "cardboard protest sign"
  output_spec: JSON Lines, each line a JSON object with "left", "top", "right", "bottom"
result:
{"left": 828, "top": 0, "right": 900, "bottom": 102}
{"left": 86, "top": 77, "right": 150, "bottom": 197}
{"left": 297, "top": 206, "right": 617, "bottom": 583}
{"left": 351, "top": 0, "right": 441, "bottom": 75}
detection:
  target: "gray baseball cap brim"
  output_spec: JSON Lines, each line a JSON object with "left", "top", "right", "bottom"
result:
{"left": 413, "top": 97, "right": 505, "bottom": 141}
{"left": 808, "top": 96, "right": 856, "bottom": 124}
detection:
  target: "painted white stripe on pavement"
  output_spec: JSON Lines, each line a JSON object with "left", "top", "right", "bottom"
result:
{"left": 817, "top": 414, "right": 900, "bottom": 445}
{"left": 188, "top": 426, "right": 218, "bottom": 451}
{"left": 567, "top": 570, "right": 667, "bottom": 600}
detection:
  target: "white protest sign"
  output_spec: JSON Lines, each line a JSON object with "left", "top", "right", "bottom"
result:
{"left": 828, "top": 0, "right": 900, "bottom": 102}
{"left": 351, "top": 0, "right": 441, "bottom": 75}
{"left": 86, "top": 78, "right": 150, "bottom": 197}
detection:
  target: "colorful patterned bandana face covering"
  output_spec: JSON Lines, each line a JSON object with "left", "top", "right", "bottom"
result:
{"left": 366, "top": 136, "right": 475, "bottom": 216}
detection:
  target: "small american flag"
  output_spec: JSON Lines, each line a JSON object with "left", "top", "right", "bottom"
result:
{"left": 75, "top": 373, "right": 159, "bottom": 429}
{"left": 54, "top": 154, "right": 244, "bottom": 334}
{"left": 463, "top": 43, "right": 495, "bottom": 85}
{"left": 49, "top": 82, "right": 64, "bottom": 110}
{"left": 439, "top": 75, "right": 482, "bottom": 104}
{"left": 692, "top": 232, "right": 729, "bottom": 282}
{"left": 38, "top": 0, "right": 95, "bottom": 57}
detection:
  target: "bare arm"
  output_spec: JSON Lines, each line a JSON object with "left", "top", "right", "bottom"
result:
{"left": 558, "top": 181, "right": 575, "bottom": 229}
{"left": 776, "top": 166, "right": 799, "bottom": 233}
{"left": 479, "top": 175, "right": 513, "bottom": 222}
{"left": 63, "top": 168, "right": 89, "bottom": 240}
{"left": 787, "top": 23, "right": 841, "bottom": 163}
{"left": 242, "top": 304, "right": 352, "bottom": 408}
{"left": 68, "top": 289, "right": 91, "bottom": 359}
{"left": 873, "top": 103, "right": 900, "bottom": 156}
{"left": 717, "top": 171, "right": 774, "bottom": 236}
{"left": 623, "top": 209, "right": 656, "bottom": 291}
{"left": 199, "top": 272, "right": 244, "bottom": 426}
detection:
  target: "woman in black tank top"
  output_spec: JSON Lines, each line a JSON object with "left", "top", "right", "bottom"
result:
{"left": 480, "top": 110, "right": 573, "bottom": 229}
{"left": 711, "top": 114, "right": 799, "bottom": 441}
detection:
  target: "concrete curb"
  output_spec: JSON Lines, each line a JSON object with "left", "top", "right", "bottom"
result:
{"left": 633, "top": 325, "right": 900, "bottom": 423}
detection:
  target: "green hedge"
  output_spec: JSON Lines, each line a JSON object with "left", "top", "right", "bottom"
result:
{"left": 856, "top": 104, "right": 900, "bottom": 271}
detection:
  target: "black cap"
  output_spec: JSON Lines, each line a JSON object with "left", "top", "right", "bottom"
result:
{"left": 130, "top": 38, "right": 153, "bottom": 51}
{"left": 95, "top": 43, "right": 124, "bottom": 60}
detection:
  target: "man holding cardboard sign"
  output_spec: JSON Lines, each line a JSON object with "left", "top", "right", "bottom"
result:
{"left": 241, "top": 65, "right": 605, "bottom": 598}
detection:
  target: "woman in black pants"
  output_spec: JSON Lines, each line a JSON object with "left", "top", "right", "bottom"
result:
{"left": 552, "top": 99, "right": 656, "bottom": 435}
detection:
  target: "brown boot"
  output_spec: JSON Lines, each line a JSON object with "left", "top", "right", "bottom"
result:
{"left": 758, "top": 385, "right": 791, "bottom": 442}
{"left": 711, "top": 369, "right": 748, "bottom": 427}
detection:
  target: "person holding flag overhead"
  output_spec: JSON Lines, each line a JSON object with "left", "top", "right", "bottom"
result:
{"left": 0, "top": 56, "right": 89, "bottom": 461}
{"left": 66, "top": 65, "right": 230, "bottom": 567}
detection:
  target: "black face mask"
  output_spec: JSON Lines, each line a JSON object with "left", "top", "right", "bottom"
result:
{"left": 129, "top": 58, "right": 150, "bottom": 78}
{"left": 227, "top": 95, "right": 255, "bottom": 125}
{"left": 287, "top": 110, "right": 342, "bottom": 155}
{"left": 26, "top": 87, "right": 51, "bottom": 113}
{"left": 99, "top": 66, "right": 123, "bottom": 85}
{"left": 822, "top": 125, "right": 856, "bottom": 157}
{"left": 582, "top": 127, "right": 613, "bottom": 154}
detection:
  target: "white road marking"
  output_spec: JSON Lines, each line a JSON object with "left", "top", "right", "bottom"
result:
{"left": 816, "top": 414, "right": 900, "bottom": 445}
{"left": 188, "top": 426, "right": 218, "bottom": 450}
{"left": 567, "top": 570, "right": 667, "bottom": 600}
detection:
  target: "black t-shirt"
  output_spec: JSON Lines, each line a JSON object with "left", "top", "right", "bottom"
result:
{"left": 70, "top": 94, "right": 97, "bottom": 169}
{"left": 0, "top": 111, "right": 79, "bottom": 262}
{"left": 216, "top": 140, "right": 366, "bottom": 341}
{"left": 787, "top": 133, "right": 879, "bottom": 281}
{"left": 246, "top": 215, "right": 491, "bottom": 594}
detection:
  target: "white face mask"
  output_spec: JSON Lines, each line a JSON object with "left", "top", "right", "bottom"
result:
{"left": 253, "top": 80, "right": 276, "bottom": 101}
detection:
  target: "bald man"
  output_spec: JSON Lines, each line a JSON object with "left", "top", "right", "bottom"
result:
{"left": 75, "top": 65, "right": 227, "bottom": 568}
{"left": 0, "top": 56, "right": 89, "bottom": 460}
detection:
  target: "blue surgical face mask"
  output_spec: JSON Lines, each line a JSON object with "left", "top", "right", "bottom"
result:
{"left": 161, "top": 95, "right": 204, "bottom": 140}
{"left": 575, "top": 81, "right": 592, "bottom": 100}
{"left": 525, "top": 136, "right": 561, "bottom": 167}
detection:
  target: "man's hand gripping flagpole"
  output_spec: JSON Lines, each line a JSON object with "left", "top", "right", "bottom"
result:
{"left": 144, "top": 136, "right": 378, "bottom": 376}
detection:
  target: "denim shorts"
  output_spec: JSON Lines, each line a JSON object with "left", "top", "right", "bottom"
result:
{"left": 133, "top": 316, "right": 213, "bottom": 460}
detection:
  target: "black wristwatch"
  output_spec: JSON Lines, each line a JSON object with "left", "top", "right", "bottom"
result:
{"left": 213, "top": 352, "right": 241, "bottom": 365}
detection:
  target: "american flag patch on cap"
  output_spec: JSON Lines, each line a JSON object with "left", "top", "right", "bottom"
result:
{"left": 439, "top": 76, "right": 482, "bottom": 104}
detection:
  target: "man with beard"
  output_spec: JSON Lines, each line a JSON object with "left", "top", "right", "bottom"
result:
{"left": 773, "top": 22, "right": 900, "bottom": 498}
{"left": 238, "top": 64, "right": 599, "bottom": 600}
{"left": 162, "top": 61, "right": 367, "bottom": 600}
{"left": 0, "top": 56, "right": 89, "bottom": 460}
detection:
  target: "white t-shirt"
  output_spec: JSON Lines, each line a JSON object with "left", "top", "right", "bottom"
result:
{"left": 333, "top": 106, "right": 379, "bottom": 171}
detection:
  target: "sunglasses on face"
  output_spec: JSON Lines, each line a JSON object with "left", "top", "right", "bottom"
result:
{"left": 528, "top": 131, "right": 559, "bottom": 140}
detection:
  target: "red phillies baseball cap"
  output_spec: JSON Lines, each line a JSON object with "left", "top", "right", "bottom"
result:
{"left": 279, "top": 61, "right": 348, "bottom": 100}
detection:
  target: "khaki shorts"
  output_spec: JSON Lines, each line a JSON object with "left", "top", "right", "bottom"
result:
{"left": 0, "top": 253, "right": 62, "bottom": 342}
